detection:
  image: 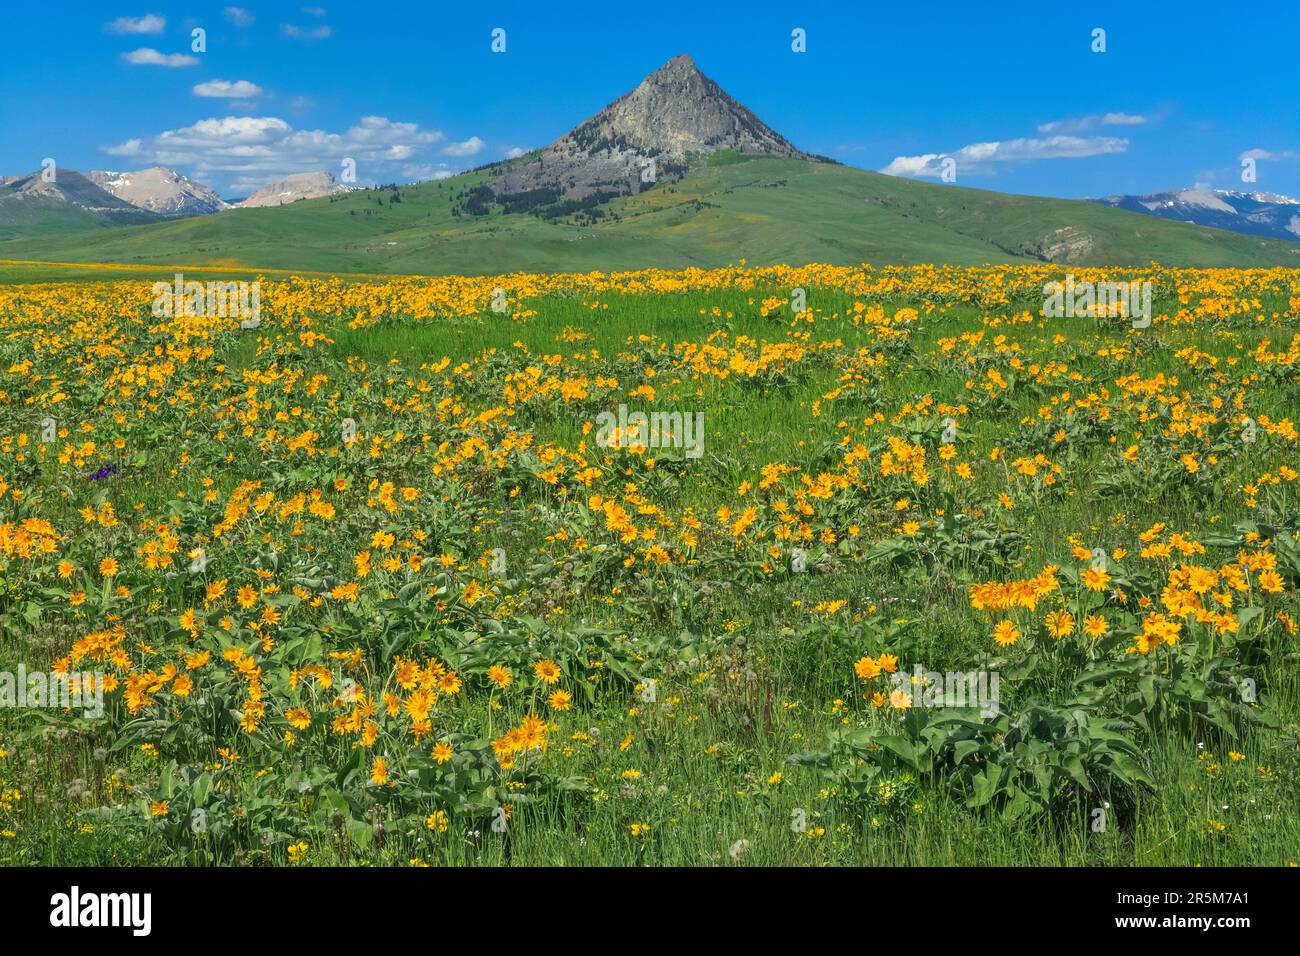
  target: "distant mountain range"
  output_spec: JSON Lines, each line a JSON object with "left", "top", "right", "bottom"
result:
{"left": 3, "top": 55, "right": 1299, "bottom": 270}
{"left": 0, "top": 164, "right": 354, "bottom": 239}
{"left": 87, "top": 166, "right": 229, "bottom": 217}
{"left": 0, "top": 169, "right": 162, "bottom": 238}
{"left": 1093, "top": 187, "right": 1300, "bottom": 242}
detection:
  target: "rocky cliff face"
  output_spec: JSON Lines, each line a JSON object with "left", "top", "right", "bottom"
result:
{"left": 492, "top": 54, "right": 813, "bottom": 201}
{"left": 3, "top": 168, "right": 160, "bottom": 223}
{"left": 237, "top": 170, "right": 352, "bottom": 208}
{"left": 88, "top": 166, "right": 230, "bottom": 217}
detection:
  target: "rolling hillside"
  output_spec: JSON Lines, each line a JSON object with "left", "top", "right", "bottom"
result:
{"left": 4, "top": 154, "right": 1298, "bottom": 276}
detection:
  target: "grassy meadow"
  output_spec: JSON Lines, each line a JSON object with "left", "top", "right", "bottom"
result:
{"left": 0, "top": 262, "right": 1297, "bottom": 866}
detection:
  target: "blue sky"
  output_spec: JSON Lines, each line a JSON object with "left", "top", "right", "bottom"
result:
{"left": 2, "top": 0, "right": 1297, "bottom": 200}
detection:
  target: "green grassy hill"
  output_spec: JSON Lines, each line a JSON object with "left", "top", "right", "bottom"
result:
{"left": 0, "top": 192, "right": 161, "bottom": 242}
{"left": 4, "top": 156, "right": 1298, "bottom": 275}
{"left": 0, "top": 170, "right": 162, "bottom": 242}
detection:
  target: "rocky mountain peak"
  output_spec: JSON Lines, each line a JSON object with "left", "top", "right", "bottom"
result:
{"left": 489, "top": 54, "right": 811, "bottom": 203}
{"left": 87, "top": 166, "right": 230, "bottom": 217}
{"left": 236, "top": 170, "right": 352, "bottom": 208}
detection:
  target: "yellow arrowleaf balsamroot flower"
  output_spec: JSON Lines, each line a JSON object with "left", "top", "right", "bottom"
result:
{"left": 534, "top": 659, "right": 561, "bottom": 685}
{"left": 993, "top": 619, "right": 1021, "bottom": 647}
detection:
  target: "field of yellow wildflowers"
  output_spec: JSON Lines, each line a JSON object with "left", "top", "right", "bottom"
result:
{"left": 0, "top": 263, "right": 1297, "bottom": 866}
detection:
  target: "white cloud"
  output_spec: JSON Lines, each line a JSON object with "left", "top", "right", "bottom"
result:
{"left": 194, "top": 79, "right": 264, "bottom": 99}
{"left": 122, "top": 48, "right": 199, "bottom": 67}
{"left": 224, "top": 7, "right": 254, "bottom": 27}
{"left": 1239, "top": 148, "right": 1295, "bottom": 161}
{"left": 1038, "top": 113, "right": 1147, "bottom": 134}
{"left": 882, "top": 136, "right": 1129, "bottom": 178}
{"left": 441, "top": 136, "right": 486, "bottom": 157}
{"left": 107, "top": 138, "right": 144, "bottom": 157}
{"left": 105, "top": 114, "right": 445, "bottom": 193}
{"left": 503, "top": 146, "right": 527, "bottom": 159}
{"left": 283, "top": 23, "right": 332, "bottom": 39}
{"left": 401, "top": 162, "right": 454, "bottom": 181}
{"left": 106, "top": 14, "right": 165, "bottom": 34}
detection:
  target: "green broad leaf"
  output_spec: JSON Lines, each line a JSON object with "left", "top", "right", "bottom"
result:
{"left": 952, "top": 739, "right": 982, "bottom": 766}
{"left": 318, "top": 788, "right": 350, "bottom": 817}
{"left": 873, "top": 734, "right": 918, "bottom": 769}
{"left": 1138, "top": 674, "right": 1157, "bottom": 711}
{"left": 1074, "top": 664, "right": 1136, "bottom": 686}
{"left": 1106, "top": 753, "right": 1154, "bottom": 789}
{"left": 1061, "top": 754, "right": 1090, "bottom": 790}
{"left": 1236, "top": 605, "right": 1264, "bottom": 628}
{"left": 864, "top": 538, "right": 910, "bottom": 563}
{"left": 335, "top": 747, "right": 363, "bottom": 790}
{"left": 22, "top": 601, "right": 42, "bottom": 625}
{"left": 968, "top": 764, "right": 1004, "bottom": 808}
{"left": 160, "top": 761, "right": 177, "bottom": 799}
{"left": 345, "top": 816, "right": 373, "bottom": 848}
{"left": 1002, "top": 785, "right": 1032, "bottom": 821}
{"left": 1200, "top": 702, "right": 1240, "bottom": 739}
{"left": 191, "top": 772, "right": 212, "bottom": 808}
